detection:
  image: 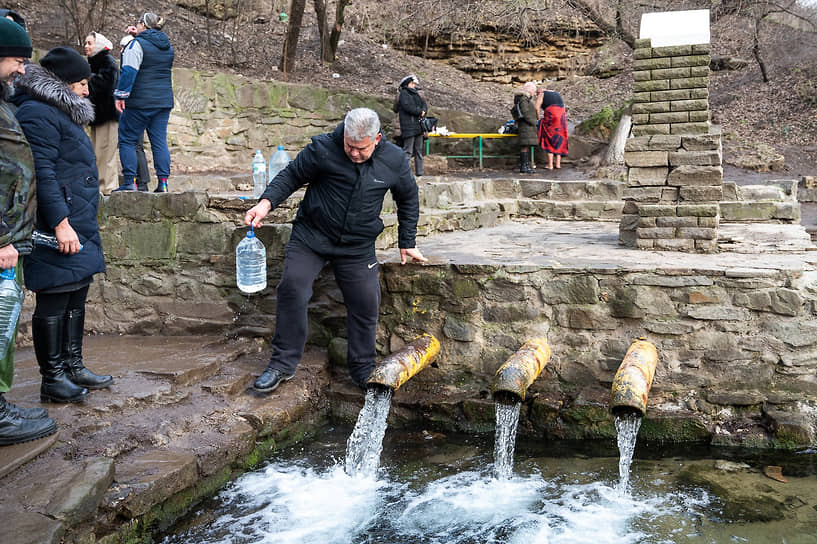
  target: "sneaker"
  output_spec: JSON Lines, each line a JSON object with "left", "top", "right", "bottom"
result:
{"left": 113, "top": 183, "right": 137, "bottom": 192}
{"left": 252, "top": 367, "right": 293, "bottom": 393}
{"left": 154, "top": 180, "right": 168, "bottom": 193}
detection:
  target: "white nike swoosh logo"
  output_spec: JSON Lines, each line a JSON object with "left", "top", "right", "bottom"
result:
{"left": 367, "top": 262, "right": 378, "bottom": 269}
{"left": 372, "top": 178, "right": 386, "bottom": 184}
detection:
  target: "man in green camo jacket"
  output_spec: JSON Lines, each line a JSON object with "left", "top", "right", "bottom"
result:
{"left": 0, "top": 16, "right": 57, "bottom": 446}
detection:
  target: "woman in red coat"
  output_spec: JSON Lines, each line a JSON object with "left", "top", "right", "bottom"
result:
{"left": 536, "top": 89, "right": 568, "bottom": 169}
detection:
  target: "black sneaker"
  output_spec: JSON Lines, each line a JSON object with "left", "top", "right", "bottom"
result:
{"left": 252, "top": 368, "right": 294, "bottom": 393}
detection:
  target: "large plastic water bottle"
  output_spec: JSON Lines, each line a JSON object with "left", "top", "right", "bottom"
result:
{"left": 252, "top": 150, "right": 267, "bottom": 199}
{"left": 267, "top": 145, "right": 290, "bottom": 184}
{"left": 0, "top": 268, "right": 24, "bottom": 360}
{"left": 235, "top": 226, "right": 267, "bottom": 294}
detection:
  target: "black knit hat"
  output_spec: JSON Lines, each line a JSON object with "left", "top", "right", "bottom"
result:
{"left": 0, "top": 17, "right": 31, "bottom": 58}
{"left": 40, "top": 46, "right": 91, "bottom": 83}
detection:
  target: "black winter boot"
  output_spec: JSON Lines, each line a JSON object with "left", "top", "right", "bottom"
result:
{"left": 63, "top": 309, "right": 113, "bottom": 390}
{"left": 519, "top": 151, "right": 534, "bottom": 174}
{"left": 33, "top": 316, "right": 89, "bottom": 403}
{"left": 0, "top": 394, "right": 57, "bottom": 446}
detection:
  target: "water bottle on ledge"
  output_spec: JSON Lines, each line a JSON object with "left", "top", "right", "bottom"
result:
{"left": 236, "top": 226, "right": 267, "bottom": 294}
{"left": 252, "top": 150, "right": 267, "bottom": 199}
{"left": 32, "top": 230, "right": 83, "bottom": 251}
{"left": 268, "top": 145, "right": 290, "bottom": 184}
{"left": 0, "top": 268, "right": 23, "bottom": 360}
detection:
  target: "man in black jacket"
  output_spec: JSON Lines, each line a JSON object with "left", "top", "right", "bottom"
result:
{"left": 244, "top": 107, "right": 427, "bottom": 393}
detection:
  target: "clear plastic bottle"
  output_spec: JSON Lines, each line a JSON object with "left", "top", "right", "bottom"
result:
{"left": 235, "top": 227, "right": 267, "bottom": 294}
{"left": 252, "top": 150, "right": 267, "bottom": 199}
{"left": 267, "top": 145, "right": 291, "bottom": 184}
{"left": 0, "top": 268, "right": 24, "bottom": 360}
{"left": 32, "top": 230, "right": 83, "bottom": 251}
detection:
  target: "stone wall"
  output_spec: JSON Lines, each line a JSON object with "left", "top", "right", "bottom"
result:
{"left": 619, "top": 39, "right": 724, "bottom": 253}
{"left": 14, "top": 185, "right": 815, "bottom": 447}
{"left": 165, "top": 68, "right": 504, "bottom": 177}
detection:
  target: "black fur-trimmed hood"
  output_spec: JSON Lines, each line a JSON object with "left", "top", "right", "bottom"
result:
{"left": 11, "top": 64, "right": 95, "bottom": 126}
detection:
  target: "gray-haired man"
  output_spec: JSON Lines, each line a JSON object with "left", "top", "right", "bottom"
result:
{"left": 244, "top": 107, "right": 427, "bottom": 393}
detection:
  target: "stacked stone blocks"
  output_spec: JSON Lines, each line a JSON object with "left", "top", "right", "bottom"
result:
{"left": 620, "top": 38, "right": 723, "bottom": 253}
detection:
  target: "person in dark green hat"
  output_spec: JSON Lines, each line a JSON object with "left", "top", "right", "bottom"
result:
{"left": 0, "top": 16, "right": 59, "bottom": 446}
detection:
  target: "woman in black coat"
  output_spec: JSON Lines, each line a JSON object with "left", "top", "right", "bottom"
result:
{"left": 12, "top": 46, "right": 111, "bottom": 404}
{"left": 84, "top": 32, "right": 120, "bottom": 194}
{"left": 512, "top": 82, "right": 539, "bottom": 174}
{"left": 397, "top": 74, "right": 428, "bottom": 177}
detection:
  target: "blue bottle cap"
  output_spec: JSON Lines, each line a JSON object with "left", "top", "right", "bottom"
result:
{"left": 0, "top": 268, "right": 15, "bottom": 280}
{"left": 246, "top": 225, "right": 255, "bottom": 238}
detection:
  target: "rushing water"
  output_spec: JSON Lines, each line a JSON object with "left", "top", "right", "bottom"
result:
{"left": 493, "top": 400, "right": 522, "bottom": 479}
{"left": 161, "top": 429, "right": 817, "bottom": 544}
{"left": 614, "top": 411, "right": 642, "bottom": 493}
{"left": 344, "top": 385, "right": 394, "bottom": 478}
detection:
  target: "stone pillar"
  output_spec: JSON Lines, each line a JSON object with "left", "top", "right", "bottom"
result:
{"left": 619, "top": 38, "right": 723, "bottom": 252}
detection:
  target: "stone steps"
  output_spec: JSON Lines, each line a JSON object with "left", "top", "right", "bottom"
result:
{"left": 0, "top": 336, "right": 336, "bottom": 544}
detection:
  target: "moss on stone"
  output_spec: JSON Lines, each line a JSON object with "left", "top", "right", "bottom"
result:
{"left": 638, "top": 415, "right": 710, "bottom": 443}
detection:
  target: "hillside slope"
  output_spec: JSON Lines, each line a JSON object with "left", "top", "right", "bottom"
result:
{"left": 13, "top": 0, "right": 817, "bottom": 176}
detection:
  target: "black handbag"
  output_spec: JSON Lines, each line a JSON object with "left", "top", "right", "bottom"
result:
{"left": 419, "top": 116, "right": 438, "bottom": 134}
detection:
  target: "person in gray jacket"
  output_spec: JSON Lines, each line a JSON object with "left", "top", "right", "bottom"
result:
{"left": 243, "top": 108, "right": 427, "bottom": 393}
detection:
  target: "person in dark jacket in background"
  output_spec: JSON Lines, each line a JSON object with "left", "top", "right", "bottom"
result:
{"left": 114, "top": 12, "right": 174, "bottom": 193}
{"left": 397, "top": 74, "right": 427, "bottom": 177}
{"left": 12, "top": 46, "right": 112, "bottom": 404}
{"left": 244, "top": 107, "right": 427, "bottom": 394}
{"left": 0, "top": 16, "right": 58, "bottom": 445}
{"left": 512, "top": 82, "right": 539, "bottom": 174}
{"left": 84, "top": 31, "right": 120, "bottom": 194}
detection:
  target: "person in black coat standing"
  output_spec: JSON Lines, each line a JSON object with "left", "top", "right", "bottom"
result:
{"left": 243, "top": 108, "right": 427, "bottom": 394}
{"left": 12, "top": 46, "right": 112, "bottom": 404}
{"left": 397, "top": 74, "right": 427, "bottom": 177}
{"left": 84, "top": 31, "right": 120, "bottom": 194}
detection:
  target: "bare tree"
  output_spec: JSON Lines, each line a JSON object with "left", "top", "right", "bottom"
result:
{"left": 280, "top": 0, "right": 307, "bottom": 74}
{"left": 58, "top": 0, "right": 110, "bottom": 46}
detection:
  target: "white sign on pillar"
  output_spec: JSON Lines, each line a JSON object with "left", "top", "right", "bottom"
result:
{"left": 640, "top": 10, "right": 710, "bottom": 47}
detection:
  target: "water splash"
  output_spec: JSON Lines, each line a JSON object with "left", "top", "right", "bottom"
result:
{"left": 345, "top": 386, "right": 394, "bottom": 478}
{"left": 493, "top": 400, "right": 522, "bottom": 479}
{"left": 614, "top": 411, "right": 642, "bottom": 493}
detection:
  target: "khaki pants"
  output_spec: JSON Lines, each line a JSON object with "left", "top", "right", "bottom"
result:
{"left": 90, "top": 121, "right": 120, "bottom": 194}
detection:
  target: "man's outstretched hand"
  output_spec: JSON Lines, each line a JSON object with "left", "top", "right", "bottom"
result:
{"left": 400, "top": 247, "right": 428, "bottom": 265}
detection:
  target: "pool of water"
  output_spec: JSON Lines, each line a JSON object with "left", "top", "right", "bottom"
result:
{"left": 161, "top": 427, "right": 817, "bottom": 544}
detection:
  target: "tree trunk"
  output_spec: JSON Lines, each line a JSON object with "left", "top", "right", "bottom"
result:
{"left": 313, "top": 0, "right": 333, "bottom": 63}
{"left": 328, "top": 0, "right": 351, "bottom": 61}
{"left": 280, "top": 0, "right": 307, "bottom": 75}
{"left": 602, "top": 105, "right": 632, "bottom": 166}
{"left": 569, "top": 0, "right": 637, "bottom": 49}
{"left": 752, "top": 19, "right": 770, "bottom": 83}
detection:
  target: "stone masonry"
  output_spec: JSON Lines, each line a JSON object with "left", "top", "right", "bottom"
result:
{"left": 619, "top": 39, "right": 723, "bottom": 252}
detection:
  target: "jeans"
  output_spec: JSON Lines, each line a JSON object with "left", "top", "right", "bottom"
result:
{"left": 118, "top": 107, "right": 172, "bottom": 181}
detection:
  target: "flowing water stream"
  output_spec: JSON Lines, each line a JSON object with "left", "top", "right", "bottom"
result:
{"left": 344, "top": 385, "right": 394, "bottom": 477}
{"left": 161, "top": 429, "right": 817, "bottom": 544}
{"left": 493, "top": 400, "right": 521, "bottom": 479}
{"left": 614, "top": 411, "right": 643, "bottom": 493}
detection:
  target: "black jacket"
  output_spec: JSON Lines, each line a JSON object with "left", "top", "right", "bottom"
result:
{"left": 398, "top": 86, "right": 427, "bottom": 139}
{"left": 88, "top": 50, "right": 120, "bottom": 125}
{"left": 260, "top": 123, "right": 420, "bottom": 257}
{"left": 11, "top": 65, "right": 106, "bottom": 291}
